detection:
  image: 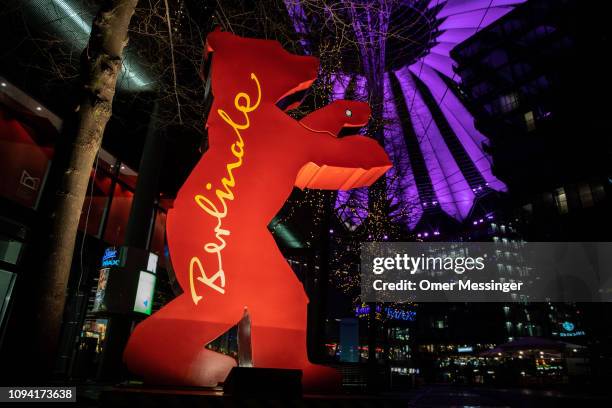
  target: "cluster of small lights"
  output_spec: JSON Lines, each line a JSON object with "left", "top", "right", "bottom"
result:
{"left": 417, "top": 230, "right": 440, "bottom": 239}
{"left": 279, "top": 136, "right": 416, "bottom": 299}
{"left": 471, "top": 183, "right": 489, "bottom": 193}
{"left": 328, "top": 183, "right": 409, "bottom": 299}
{"left": 472, "top": 218, "right": 485, "bottom": 225}
{"left": 215, "top": 1, "right": 451, "bottom": 299}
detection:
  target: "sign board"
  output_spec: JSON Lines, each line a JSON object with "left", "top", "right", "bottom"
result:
{"left": 101, "top": 247, "right": 120, "bottom": 268}
{"left": 133, "top": 271, "right": 156, "bottom": 315}
{"left": 92, "top": 247, "right": 159, "bottom": 315}
{"left": 92, "top": 268, "right": 110, "bottom": 312}
{"left": 553, "top": 320, "right": 586, "bottom": 337}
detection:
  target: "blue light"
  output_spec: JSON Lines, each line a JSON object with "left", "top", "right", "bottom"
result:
{"left": 101, "top": 247, "right": 119, "bottom": 267}
{"left": 562, "top": 321, "right": 575, "bottom": 332}
{"left": 384, "top": 307, "right": 416, "bottom": 322}
{"left": 53, "top": 0, "right": 91, "bottom": 33}
{"left": 355, "top": 305, "right": 416, "bottom": 322}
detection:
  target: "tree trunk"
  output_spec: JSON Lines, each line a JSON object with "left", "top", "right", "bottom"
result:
{"left": 33, "top": 0, "right": 139, "bottom": 376}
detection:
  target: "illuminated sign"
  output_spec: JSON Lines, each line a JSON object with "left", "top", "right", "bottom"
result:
{"left": 124, "top": 29, "right": 391, "bottom": 390}
{"left": 557, "top": 321, "right": 585, "bottom": 337}
{"left": 133, "top": 271, "right": 156, "bottom": 315}
{"left": 457, "top": 346, "right": 473, "bottom": 353}
{"left": 553, "top": 321, "right": 585, "bottom": 337}
{"left": 355, "top": 304, "right": 382, "bottom": 317}
{"left": 101, "top": 247, "right": 120, "bottom": 268}
{"left": 146, "top": 252, "right": 158, "bottom": 274}
{"left": 562, "top": 321, "right": 575, "bottom": 332}
{"left": 355, "top": 304, "right": 416, "bottom": 322}
{"left": 559, "top": 331, "right": 585, "bottom": 337}
{"left": 92, "top": 268, "right": 110, "bottom": 312}
{"left": 385, "top": 307, "right": 417, "bottom": 322}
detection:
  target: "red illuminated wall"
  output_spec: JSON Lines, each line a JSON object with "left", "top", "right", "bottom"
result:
{"left": 103, "top": 184, "right": 133, "bottom": 246}
{"left": 0, "top": 109, "right": 53, "bottom": 208}
{"left": 124, "top": 30, "right": 391, "bottom": 391}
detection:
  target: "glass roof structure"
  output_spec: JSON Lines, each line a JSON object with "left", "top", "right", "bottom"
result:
{"left": 285, "top": 0, "right": 525, "bottom": 231}
{"left": 24, "top": 0, "right": 152, "bottom": 90}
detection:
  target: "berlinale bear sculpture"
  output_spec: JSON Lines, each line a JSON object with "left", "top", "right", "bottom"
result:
{"left": 123, "top": 29, "right": 391, "bottom": 391}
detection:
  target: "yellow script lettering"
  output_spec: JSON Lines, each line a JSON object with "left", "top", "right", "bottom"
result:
{"left": 189, "top": 73, "right": 261, "bottom": 305}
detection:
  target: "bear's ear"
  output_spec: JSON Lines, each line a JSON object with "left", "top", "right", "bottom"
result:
{"left": 206, "top": 27, "right": 237, "bottom": 52}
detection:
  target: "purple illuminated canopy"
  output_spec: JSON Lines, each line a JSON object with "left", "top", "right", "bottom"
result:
{"left": 285, "top": 0, "right": 524, "bottom": 230}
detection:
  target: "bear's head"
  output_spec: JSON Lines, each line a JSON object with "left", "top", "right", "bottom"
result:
{"left": 205, "top": 29, "right": 318, "bottom": 107}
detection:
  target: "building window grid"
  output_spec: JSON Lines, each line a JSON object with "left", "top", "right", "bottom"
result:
{"left": 78, "top": 159, "right": 167, "bottom": 250}
{"left": 498, "top": 93, "right": 520, "bottom": 113}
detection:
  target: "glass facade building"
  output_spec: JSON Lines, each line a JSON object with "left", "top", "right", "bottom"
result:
{"left": 0, "top": 77, "right": 170, "bottom": 378}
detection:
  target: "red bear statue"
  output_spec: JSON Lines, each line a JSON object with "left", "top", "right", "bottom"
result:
{"left": 123, "top": 29, "right": 391, "bottom": 391}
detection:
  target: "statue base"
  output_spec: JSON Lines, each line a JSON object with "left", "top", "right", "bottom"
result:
{"left": 223, "top": 366, "right": 302, "bottom": 397}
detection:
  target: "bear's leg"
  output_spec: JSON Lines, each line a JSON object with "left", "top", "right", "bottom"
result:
{"left": 124, "top": 293, "right": 243, "bottom": 386}
{"left": 248, "top": 295, "right": 342, "bottom": 392}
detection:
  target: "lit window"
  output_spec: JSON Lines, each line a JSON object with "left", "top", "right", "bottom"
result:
{"left": 0, "top": 235, "right": 22, "bottom": 265}
{"left": 554, "top": 187, "right": 568, "bottom": 214}
{"left": 578, "top": 183, "right": 593, "bottom": 208}
{"left": 524, "top": 111, "right": 536, "bottom": 131}
{"left": 499, "top": 93, "right": 519, "bottom": 113}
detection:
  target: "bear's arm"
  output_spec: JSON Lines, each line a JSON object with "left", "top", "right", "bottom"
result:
{"left": 295, "top": 101, "right": 392, "bottom": 191}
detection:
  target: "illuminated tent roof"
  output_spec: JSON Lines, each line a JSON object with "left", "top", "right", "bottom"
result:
{"left": 284, "top": 0, "right": 525, "bottom": 231}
